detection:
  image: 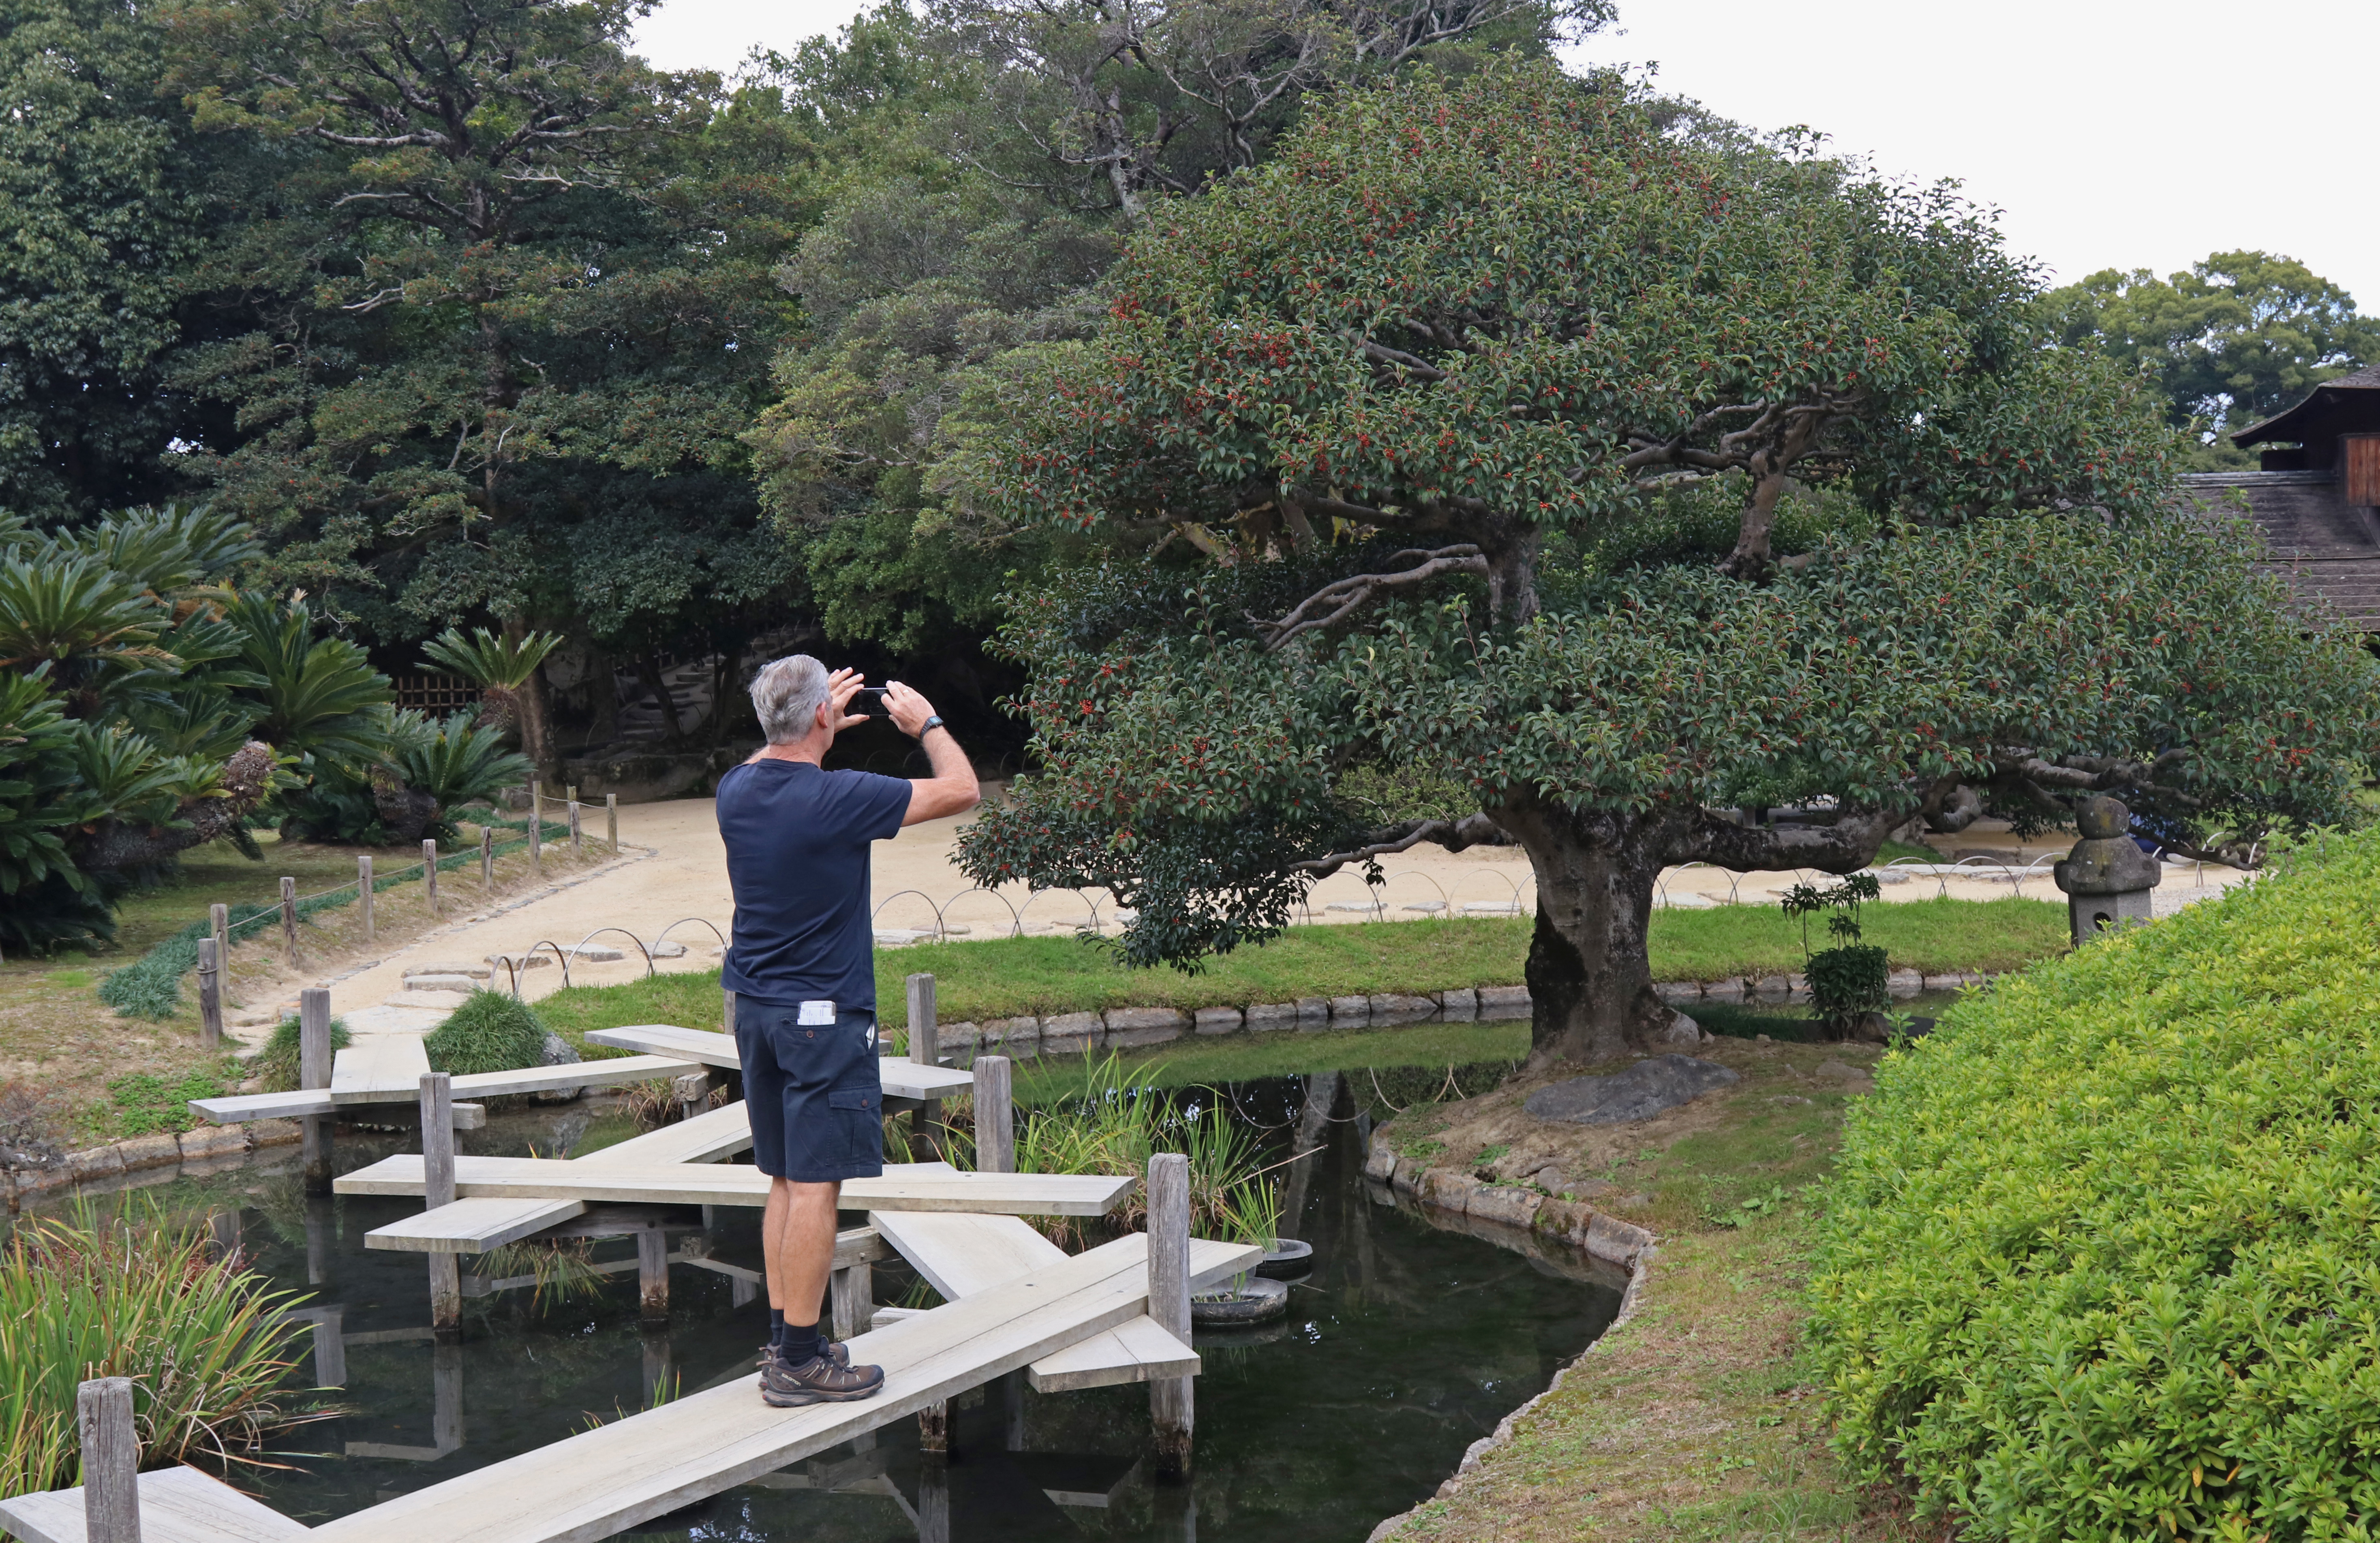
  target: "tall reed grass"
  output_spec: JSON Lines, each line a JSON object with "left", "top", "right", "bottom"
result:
{"left": 0, "top": 1204, "right": 326, "bottom": 1498}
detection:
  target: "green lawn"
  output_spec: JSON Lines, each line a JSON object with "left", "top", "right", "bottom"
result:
{"left": 531, "top": 897, "right": 2064, "bottom": 1048}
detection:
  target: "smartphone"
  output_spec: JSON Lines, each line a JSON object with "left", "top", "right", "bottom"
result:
{"left": 853, "top": 687, "right": 890, "bottom": 718}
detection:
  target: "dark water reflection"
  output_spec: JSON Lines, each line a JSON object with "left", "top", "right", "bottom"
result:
{"left": 50, "top": 1070, "right": 1623, "bottom": 1541}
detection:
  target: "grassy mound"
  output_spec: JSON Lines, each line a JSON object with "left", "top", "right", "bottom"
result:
{"left": 250, "top": 1016, "right": 352, "bottom": 1092}
{"left": 424, "top": 989, "right": 550, "bottom": 1075}
{"left": 1810, "top": 833, "right": 2380, "bottom": 1540}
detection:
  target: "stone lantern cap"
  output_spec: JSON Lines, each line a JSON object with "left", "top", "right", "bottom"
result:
{"left": 2052, "top": 795, "right": 2162, "bottom": 896}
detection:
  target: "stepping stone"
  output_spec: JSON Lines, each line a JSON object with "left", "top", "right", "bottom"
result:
{"left": 402, "top": 973, "right": 482, "bottom": 993}
{"left": 559, "top": 943, "right": 624, "bottom": 961}
{"left": 486, "top": 952, "right": 554, "bottom": 969}
{"left": 649, "top": 940, "right": 688, "bottom": 958}
{"left": 409, "top": 961, "right": 493, "bottom": 979}
{"left": 385, "top": 989, "right": 472, "bottom": 1010}
{"left": 1522, "top": 1054, "right": 1742, "bottom": 1126}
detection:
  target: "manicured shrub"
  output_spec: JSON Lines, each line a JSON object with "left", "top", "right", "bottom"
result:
{"left": 1809, "top": 829, "right": 2380, "bottom": 1540}
{"left": 424, "top": 989, "right": 550, "bottom": 1076}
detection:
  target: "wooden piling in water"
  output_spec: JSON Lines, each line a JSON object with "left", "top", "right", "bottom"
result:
{"left": 421, "top": 1071, "right": 460, "bottom": 1334}
{"left": 1148, "top": 1151, "right": 1194, "bottom": 1478}
{"left": 974, "top": 1056, "right": 1013, "bottom": 1175}
{"left": 636, "top": 1228, "right": 669, "bottom": 1324}
{"left": 300, "top": 989, "right": 333, "bottom": 1196}
{"left": 196, "top": 937, "right": 222, "bottom": 1050}
{"left": 76, "top": 1377, "right": 140, "bottom": 1543}
{"left": 279, "top": 877, "right": 298, "bottom": 966}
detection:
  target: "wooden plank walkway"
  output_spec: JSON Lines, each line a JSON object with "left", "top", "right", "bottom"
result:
{"left": 299, "top": 1232, "right": 1258, "bottom": 1543}
{"left": 869, "top": 1210, "right": 1205, "bottom": 1393}
{"left": 190, "top": 1056, "right": 704, "bottom": 1124}
{"left": 583, "top": 1025, "right": 975, "bottom": 1101}
{"left": 338, "top": 1155, "right": 1136, "bottom": 1216}
{"left": 0, "top": 1464, "right": 310, "bottom": 1543}
{"left": 328, "top": 1036, "right": 430, "bottom": 1104}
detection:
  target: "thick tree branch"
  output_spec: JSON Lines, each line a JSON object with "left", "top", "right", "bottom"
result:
{"left": 1293, "top": 812, "right": 1512, "bottom": 877}
{"left": 1251, "top": 545, "right": 1485, "bottom": 649}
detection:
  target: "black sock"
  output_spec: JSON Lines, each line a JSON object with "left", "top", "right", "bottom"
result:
{"left": 782, "top": 1319, "right": 822, "bottom": 1365}
{"left": 768, "top": 1308, "right": 785, "bottom": 1348}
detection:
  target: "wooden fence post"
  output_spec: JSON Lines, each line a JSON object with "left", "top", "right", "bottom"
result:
{"left": 567, "top": 797, "right": 582, "bottom": 857}
{"left": 529, "top": 787, "right": 542, "bottom": 876}
{"left": 358, "top": 855, "right": 373, "bottom": 942}
{"left": 421, "top": 1071, "right": 460, "bottom": 1334}
{"left": 1148, "top": 1151, "right": 1194, "bottom": 1478}
{"left": 480, "top": 824, "right": 493, "bottom": 890}
{"left": 279, "top": 877, "right": 298, "bottom": 966}
{"left": 300, "top": 988, "right": 333, "bottom": 1195}
{"left": 423, "top": 839, "right": 439, "bottom": 917}
{"left": 606, "top": 793, "right": 618, "bottom": 851}
{"left": 76, "top": 1376, "right": 141, "bottom": 1543}
{"left": 974, "top": 1055, "right": 1013, "bottom": 1174}
{"left": 209, "top": 902, "right": 228, "bottom": 975}
{"left": 196, "top": 937, "right": 222, "bottom": 1050}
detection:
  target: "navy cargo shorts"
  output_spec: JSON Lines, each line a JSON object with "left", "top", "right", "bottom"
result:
{"left": 732, "top": 995, "right": 886, "bottom": 1183}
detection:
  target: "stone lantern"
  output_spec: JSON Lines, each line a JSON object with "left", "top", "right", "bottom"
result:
{"left": 2052, "top": 795, "right": 2161, "bottom": 945}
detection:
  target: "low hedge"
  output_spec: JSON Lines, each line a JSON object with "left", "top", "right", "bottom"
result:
{"left": 1809, "top": 832, "right": 2380, "bottom": 1540}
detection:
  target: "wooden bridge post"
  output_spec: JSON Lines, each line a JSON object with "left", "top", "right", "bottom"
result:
{"left": 973, "top": 1056, "right": 1013, "bottom": 1174}
{"left": 300, "top": 989, "right": 333, "bottom": 1195}
{"left": 423, "top": 839, "right": 439, "bottom": 917}
{"left": 421, "top": 1071, "right": 461, "bottom": 1335}
{"left": 196, "top": 937, "right": 222, "bottom": 1050}
{"left": 312, "top": 1306, "right": 348, "bottom": 1389}
{"left": 280, "top": 877, "right": 299, "bottom": 966}
{"left": 917, "top": 1454, "right": 950, "bottom": 1543}
{"left": 479, "top": 824, "right": 493, "bottom": 890}
{"left": 432, "top": 1338, "right": 464, "bottom": 1454}
{"left": 1149, "top": 1151, "right": 1194, "bottom": 1479}
{"left": 76, "top": 1377, "right": 141, "bottom": 1543}
{"left": 722, "top": 987, "right": 736, "bottom": 1036}
{"left": 637, "top": 1228, "right": 670, "bottom": 1324}
{"left": 358, "top": 855, "right": 373, "bottom": 942}
{"left": 907, "top": 972, "right": 940, "bottom": 1157}
{"left": 606, "top": 793, "right": 618, "bottom": 851}
{"left": 672, "top": 1070, "right": 709, "bottom": 1124}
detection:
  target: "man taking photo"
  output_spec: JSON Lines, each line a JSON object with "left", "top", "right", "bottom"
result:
{"left": 717, "top": 656, "right": 980, "bottom": 1407}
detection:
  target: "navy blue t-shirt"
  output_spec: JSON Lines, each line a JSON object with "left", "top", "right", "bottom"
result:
{"left": 716, "top": 760, "right": 912, "bottom": 1012}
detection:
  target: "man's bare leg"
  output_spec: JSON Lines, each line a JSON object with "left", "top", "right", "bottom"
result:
{"left": 764, "top": 1176, "right": 841, "bottom": 1333}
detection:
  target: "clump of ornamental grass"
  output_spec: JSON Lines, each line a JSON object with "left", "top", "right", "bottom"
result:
{"left": 1810, "top": 827, "right": 2380, "bottom": 1541}
{"left": 0, "top": 1203, "right": 326, "bottom": 1498}
{"left": 248, "top": 1015, "right": 351, "bottom": 1092}
{"left": 424, "top": 989, "right": 549, "bottom": 1076}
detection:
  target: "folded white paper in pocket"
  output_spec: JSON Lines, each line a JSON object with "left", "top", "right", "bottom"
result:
{"left": 799, "top": 999, "right": 836, "bottom": 1025}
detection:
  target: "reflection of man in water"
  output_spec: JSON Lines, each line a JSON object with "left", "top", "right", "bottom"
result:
{"left": 715, "top": 655, "right": 979, "bottom": 1406}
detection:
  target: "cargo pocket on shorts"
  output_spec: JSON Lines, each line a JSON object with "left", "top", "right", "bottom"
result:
{"left": 828, "top": 1087, "right": 880, "bottom": 1167}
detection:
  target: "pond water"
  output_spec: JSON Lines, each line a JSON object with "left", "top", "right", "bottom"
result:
{"left": 45, "top": 1056, "right": 1624, "bottom": 1541}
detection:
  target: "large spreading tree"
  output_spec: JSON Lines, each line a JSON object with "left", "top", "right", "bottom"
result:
{"left": 955, "top": 65, "right": 2380, "bottom": 1065}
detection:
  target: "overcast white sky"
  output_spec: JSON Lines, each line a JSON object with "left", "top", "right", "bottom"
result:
{"left": 634, "top": 0, "right": 2380, "bottom": 308}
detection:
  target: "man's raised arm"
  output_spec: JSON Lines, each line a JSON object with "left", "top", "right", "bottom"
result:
{"left": 883, "top": 682, "right": 980, "bottom": 826}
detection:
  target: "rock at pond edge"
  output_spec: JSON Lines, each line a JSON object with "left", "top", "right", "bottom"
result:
{"left": 1521, "top": 1054, "right": 1741, "bottom": 1126}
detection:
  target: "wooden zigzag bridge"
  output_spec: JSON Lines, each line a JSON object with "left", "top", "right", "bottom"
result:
{"left": 1, "top": 989, "right": 1253, "bottom": 1543}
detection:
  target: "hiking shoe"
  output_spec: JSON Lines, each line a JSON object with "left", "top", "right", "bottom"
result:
{"left": 757, "top": 1339, "right": 850, "bottom": 1370}
{"left": 760, "top": 1351, "right": 884, "bottom": 1407}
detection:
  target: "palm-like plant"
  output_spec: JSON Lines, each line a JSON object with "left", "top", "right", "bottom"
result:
{"left": 0, "top": 557, "right": 169, "bottom": 718}
{"left": 396, "top": 711, "right": 534, "bottom": 810}
{"left": 419, "top": 626, "right": 563, "bottom": 748}
{"left": 224, "top": 592, "right": 393, "bottom": 770}
{"left": 0, "top": 673, "right": 113, "bottom": 953}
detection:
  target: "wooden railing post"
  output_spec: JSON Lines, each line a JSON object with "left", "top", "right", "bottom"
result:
{"left": 358, "top": 855, "right": 373, "bottom": 942}
{"left": 421, "top": 1071, "right": 460, "bottom": 1334}
{"left": 529, "top": 787, "right": 542, "bottom": 876}
{"left": 974, "top": 1055, "right": 1013, "bottom": 1174}
{"left": 76, "top": 1376, "right": 141, "bottom": 1543}
{"left": 300, "top": 988, "right": 333, "bottom": 1195}
{"left": 196, "top": 936, "right": 222, "bottom": 1050}
{"left": 606, "top": 792, "right": 618, "bottom": 851}
{"left": 209, "top": 902, "right": 229, "bottom": 975}
{"left": 423, "top": 839, "right": 439, "bottom": 917}
{"left": 279, "top": 877, "right": 298, "bottom": 966}
{"left": 567, "top": 797, "right": 582, "bottom": 857}
{"left": 1149, "top": 1151, "right": 1194, "bottom": 1478}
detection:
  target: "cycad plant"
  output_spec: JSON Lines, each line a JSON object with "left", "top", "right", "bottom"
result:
{"left": 420, "top": 626, "right": 563, "bottom": 764}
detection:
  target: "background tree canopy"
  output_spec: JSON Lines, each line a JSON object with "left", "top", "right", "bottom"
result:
{"left": 950, "top": 65, "right": 2380, "bottom": 1063}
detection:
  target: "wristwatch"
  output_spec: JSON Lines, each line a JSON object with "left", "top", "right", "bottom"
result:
{"left": 918, "top": 714, "right": 945, "bottom": 737}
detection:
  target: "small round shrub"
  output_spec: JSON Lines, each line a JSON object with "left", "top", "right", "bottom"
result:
{"left": 250, "top": 1015, "right": 352, "bottom": 1092}
{"left": 424, "top": 989, "right": 550, "bottom": 1076}
{"left": 1810, "top": 829, "right": 2380, "bottom": 1540}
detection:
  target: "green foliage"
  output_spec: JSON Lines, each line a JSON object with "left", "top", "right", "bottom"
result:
{"left": 250, "top": 1015, "right": 351, "bottom": 1092}
{"left": 419, "top": 628, "right": 565, "bottom": 690}
{"left": 2041, "top": 250, "right": 2380, "bottom": 458}
{"left": 278, "top": 709, "right": 529, "bottom": 845}
{"left": 1810, "top": 827, "right": 2380, "bottom": 1539}
{"left": 1782, "top": 873, "right": 1889, "bottom": 1027}
{"left": 102, "top": 1067, "right": 230, "bottom": 1137}
{"left": 0, "top": 1203, "right": 321, "bottom": 1498}
{"left": 424, "top": 989, "right": 551, "bottom": 1077}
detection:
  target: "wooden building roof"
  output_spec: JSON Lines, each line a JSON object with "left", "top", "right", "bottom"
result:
{"left": 2175, "top": 469, "right": 2380, "bottom": 631}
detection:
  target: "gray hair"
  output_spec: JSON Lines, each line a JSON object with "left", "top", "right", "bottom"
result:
{"left": 750, "top": 654, "right": 831, "bottom": 744}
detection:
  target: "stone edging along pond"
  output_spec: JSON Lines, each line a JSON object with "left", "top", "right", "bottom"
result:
{"left": 3, "top": 1118, "right": 302, "bottom": 1211}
